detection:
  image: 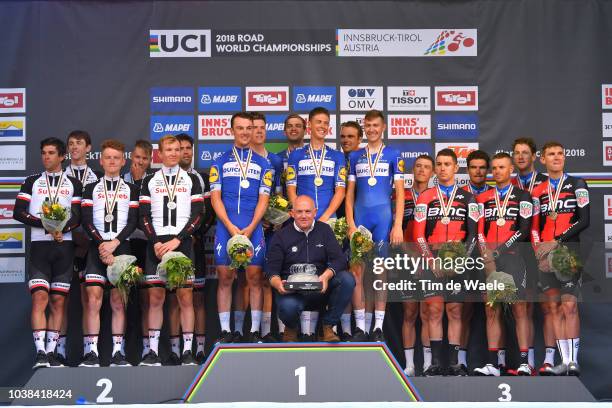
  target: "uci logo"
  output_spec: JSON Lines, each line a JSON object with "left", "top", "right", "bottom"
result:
{"left": 149, "top": 30, "right": 211, "bottom": 58}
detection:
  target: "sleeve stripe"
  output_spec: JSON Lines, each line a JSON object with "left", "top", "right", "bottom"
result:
{"left": 191, "top": 197, "right": 204, "bottom": 203}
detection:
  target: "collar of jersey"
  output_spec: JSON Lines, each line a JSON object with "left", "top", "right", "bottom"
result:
{"left": 69, "top": 163, "right": 88, "bottom": 170}
{"left": 438, "top": 184, "right": 455, "bottom": 196}
{"left": 519, "top": 171, "right": 534, "bottom": 183}
{"left": 294, "top": 220, "right": 315, "bottom": 235}
{"left": 549, "top": 173, "right": 567, "bottom": 189}
{"left": 496, "top": 184, "right": 511, "bottom": 197}
{"left": 161, "top": 165, "right": 180, "bottom": 175}
{"left": 470, "top": 183, "right": 488, "bottom": 194}
{"left": 103, "top": 175, "right": 121, "bottom": 181}
{"left": 45, "top": 171, "right": 64, "bottom": 177}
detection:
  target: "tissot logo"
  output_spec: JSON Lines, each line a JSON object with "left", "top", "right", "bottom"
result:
{"left": 149, "top": 30, "right": 211, "bottom": 57}
{"left": 387, "top": 87, "right": 430, "bottom": 111}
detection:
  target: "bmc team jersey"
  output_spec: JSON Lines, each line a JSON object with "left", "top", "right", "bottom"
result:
{"left": 463, "top": 183, "right": 491, "bottom": 197}
{"left": 65, "top": 164, "right": 101, "bottom": 188}
{"left": 81, "top": 177, "right": 139, "bottom": 244}
{"left": 511, "top": 171, "right": 548, "bottom": 194}
{"left": 286, "top": 144, "right": 346, "bottom": 219}
{"left": 403, "top": 188, "right": 423, "bottom": 242}
{"left": 348, "top": 145, "right": 404, "bottom": 243}
{"left": 210, "top": 147, "right": 272, "bottom": 266}
{"left": 14, "top": 171, "right": 83, "bottom": 241}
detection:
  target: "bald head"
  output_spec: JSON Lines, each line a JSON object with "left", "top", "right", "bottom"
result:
{"left": 292, "top": 195, "right": 316, "bottom": 230}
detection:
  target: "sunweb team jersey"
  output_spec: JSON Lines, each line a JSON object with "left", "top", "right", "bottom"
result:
{"left": 65, "top": 164, "right": 101, "bottom": 188}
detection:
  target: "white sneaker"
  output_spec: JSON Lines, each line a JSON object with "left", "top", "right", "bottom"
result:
{"left": 473, "top": 363, "right": 500, "bottom": 376}
{"left": 403, "top": 366, "right": 415, "bottom": 376}
{"left": 517, "top": 363, "right": 534, "bottom": 376}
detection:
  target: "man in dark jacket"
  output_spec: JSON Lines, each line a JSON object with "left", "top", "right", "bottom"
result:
{"left": 266, "top": 195, "right": 355, "bottom": 342}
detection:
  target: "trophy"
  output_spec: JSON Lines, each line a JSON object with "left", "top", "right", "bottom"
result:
{"left": 283, "top": 263, "right": 322, "bottom": 291}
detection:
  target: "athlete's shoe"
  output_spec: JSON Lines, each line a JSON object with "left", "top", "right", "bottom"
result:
{"left": 517, "top": 364, "right": 534, "bottom": 376}
{"left": 55, "top": 353, "right": 68, "bottom": 367}
{"left": 351, "top": 328, "right": 369, "bottom": 342}
{"left": 249, "top": 331, "right": 263, "bottom": 344}
{"left": 110, "top": 352, "right": 130, "bottom": 367}
{"left": 301, "top": 334, "right": 316, "bottom": 342}
{"left": 262, "top": 333, "right": 279, "bottom": 343}
{"left": 505, "top": 368, "right": 519, "bottom": 376}
{"left": 47, "top": 352, "right": 65, "bottom": 367}
{"left": 140, "top": 350, "right": 161, "bottom": 367}
{"left": 473, "top": 364, "right": 501, "bottom": 377}
{"left": 33, "top": 351, "right": 49, "bottom": 369}
{"left": 282, "top": 328, "right": 299, "bottom": 343}
{"left": 318, "top": 325, "right": 340, "bottom": 343}
{"left": 370, "top": 328, "right": 385, "bottom": 342}
{"left": 568, "top": 362, "right": 581, "bottom": 376}
{"left": 423, "top": 364, "right": 445, "bottom": 376}
{"left": 216, "top": 330, "right": 234, "bottom": 344}
{"left": 166, "top": 352, "right": 181, "bottom": 366}
{"left": 181, "top": 351, "right": 197, "bottom": 366}
{"left": 448, "top": 363, "right": 469, "bottom": 376}
{"left": 232, "top": 331, "right": 243, "bottom": 343}
{"left": 79, "top": 351, "right": 100, "bottom": 367}
{"left": 550, "top": 363, "right": 568, "bottom": 376}
{"left": 539, "top": 363, "right": 555, "bottom": 376}
{"left": 403, "top": 366, "right": 416, "bottom": 377}
{"left": 195, "top": 351, "right": 206, "bottom": 364}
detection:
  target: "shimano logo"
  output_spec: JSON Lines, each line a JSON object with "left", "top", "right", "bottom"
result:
{"left": 153, "top": 96, "right": 192, "bottom": 103}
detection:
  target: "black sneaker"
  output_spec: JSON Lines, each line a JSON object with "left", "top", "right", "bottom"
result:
{"left": 110, "top": 351, "right": 130, "bottom": 367}
{"left": 351, "top": 327, "right": 369, "bottom": 342}
{"left": 47, "top": 352, "right": 65, "bottom": 367}
{"left": 262, "top": 333, "right": 279, "bottom": 343}
{"left": 195, "top": 351, "right": 206, "bottom": 364}
{"left": 301, "top": 333, "right": 316, "bottom": 342}
{"left": 340, "top": 332, "right": 353, "bottom": 342}
{"left": 370, "top": 328, "right": 385, "bottom": 342}
{"left": 249, "top": 331, "right": 263, "bottom": 344}
{"left": 216, "top": 330, "right": 234, "bottom": 344}
{"left": 79, "top": 351, "right": 100, "bottom": 367}
{"left": 448, "top": 363, "right": 469, "bottom": 376}
{"left": 423, "top": 364, "right": 445, "bottom": 376}
{"left": 33, "top": 351, "right": 49, "bottom": 369}
{"left": 181, "top": 351, "right": 197, "bottom": 366}
{"left": 140, "top": 350, "right": 161, "bottom": 366}
{"left": 232, "top": 331, "right": 243, "bottom": 343}
{"left": 55, "top": 353, "right": 68, "bottom": 367}
{"left": 166, "top": 351, "right": 181, "bottom": 366}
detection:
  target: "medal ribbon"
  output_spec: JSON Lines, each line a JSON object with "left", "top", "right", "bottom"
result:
{"left": 161, "top": 168, "right": 181, "bottom": 205}
{"left": 518, "top": 171, "right": 537, "bottom": 193}
{"left": 232, "top": 147, "right": 252, "bottom": 184}
{"left": 308, "top": 144, "right": 326, "bottom": 182}
{"left": 494, "top": 185, "right": 513, "bottom": 222}
{"left": 45, "top": 172, "right": 65, "bottom": 204}
{"left": 71, "top": 165, "right": 89, "bottom": 185}
{"left": 366, "top": 144, "right": 384, "bottom": 180}
{"left": 103, "top": 178, "right": 123, "bottom": 219}
{"left": 547, "top": 174, "right": 565, "bottom": 216}
{"left": 436, "top": 184, "right": 458, "bottom": 220}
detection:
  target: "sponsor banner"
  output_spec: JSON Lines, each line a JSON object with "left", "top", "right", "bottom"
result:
{"left": 0, "top": 145, "right": 26, "bottom": 170}
{"left": 336, "top": 29, "right": 477, "bottom": 57}
{"left": 0, "top": 228, "right": 25, "bottom": 254}
{"left": 435, "top": 142, "right": 479, "bottom": 167}
{"left": 150, "top": 115, "right": 194, "bottom": 140}
{"left": 151, "top": 144, "right": 162, "bottom": 169}
{"left": 606, "top": 253, "right": 612, "bottom": 278}
{"left": 0, "top": 116, "right": 26, "bottom": 142}
{"left": 340, "top": 87, "right": 383, "bottom": 111}
{"left": 150, "top": 87, "right": 195, "bottom": 112}
{"left": 432, "top": 173, "right": 470, "bottom": 188}
{"left": 386, "top": 86, "right": 430, "bottom": 111}
{"left": 292, "top": 86, "right": 337, "bottom": 111}
{"left": 606, "top": 224, "right": 612, "bottom": 249}
{"left": 339, "top": 113, "right": 366, "bottom": 132}
{"left": 387, "top": 141, "right": 433, "bottom": 170}
{"left": 435, "top": 86, "right": 478, "bottom": 111}
{"left": 605, "top": 195, "right": 612, "bottom": 220}
{"left": 300, "top": 114, "right": 337, "bottom": 139}
{"left": 604, "top": 141, "right": 612, "bottom": 166}
{"left": 198, "top": 87, "right": 242, "bottom": 112}
{"left": 0, "top": 88, "right": 26, "bottom": 113}
{"left": 198, "top": 115, "right": 233, "bottom": 140}
{"left": 0, "top": 200, "right": 16, "bottom": 225}
{"left": 603, "top": 84, "right": 612, "bottom": 109}
{"left": 198, "top": 143, "right": 233, "bottom": 168}
{"left": 149, "top": 30, "right": 211, "bottom": 57}
{"left": 0, "top": 177, "right": 24, "bottom": 192}
{"left": 212, "top": 30, "right": 334, "bottom": 56}
{"left": 264, "top": 114, "right": 289, "bottom": 141}
{"left": 0, "top": 257, "right": 25, "bottom": 283}
{"left": 603, "top": 113, "right": 612, "bottom": 138}
{"left": 387, "top": 114, "right": 431, "bottom": 139}
{"left": 246, "top": 86, "right": 289, "bottom": 111}
{"left": 434, "top": 113, "right": 479, "bottom": 140}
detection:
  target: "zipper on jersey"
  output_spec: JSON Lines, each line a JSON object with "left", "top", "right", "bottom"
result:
{"left": 238, "top": 179, "right": 242, "bottom": 215}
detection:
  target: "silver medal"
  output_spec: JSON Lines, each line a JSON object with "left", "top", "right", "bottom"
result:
{"left": 167, "top": 201, "right": 177, "bottom": 210}
{"left": 104, "top": 214, "right": 114, "bottom": 223}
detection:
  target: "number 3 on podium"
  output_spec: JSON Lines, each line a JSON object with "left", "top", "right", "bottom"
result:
{"left": 498, "top": 383, "right": 512, "bottom": 402}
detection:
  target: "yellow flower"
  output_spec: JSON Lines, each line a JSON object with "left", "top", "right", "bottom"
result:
{"left": 276, "top": 197, "right": 288, "bottom": 208}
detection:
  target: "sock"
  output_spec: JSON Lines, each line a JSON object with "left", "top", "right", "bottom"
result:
{"left": 374, "top": 310, "right": 385, "bottom": 331}
{"left": 46, "top": 330, "right": 60, "bottom": 354}
{"left": 498, "top": 349, "right": 506, "bottom": 367}
{"left": 57, "top": 335, "right": 67, "bottom": 358}
{"left": 430, "top": 339, "right": 443, "bottom": 366}
{"left": 300, "top": 311, "right": 311, "bottom": 335}
{"left": 340, "top": 313, "right": 352, "bottom": 335}
{"left": 310, "top": 311, "right": 319, "bottom": 334}
{"left": 365, "top": 312, "right": 373, "bottom": 334}
{"left": 277, "top": 318, "right": 285, "bottom": 333}
{"left": 404, "top": 348, "right": 415, "bottom": 368}
{"left": 170, "top": 335, "right": 181, "bottom": 355}
{"left": 112, "top": 334, "right": 124, "bottom": 355}
{"left": 196, "top": 334, "right": 205, "bottom": 354}
{"left": 234, "top": 311, "right": 245, "bottom": 334}
{"left": 528, "top": 347, "right": 535, "bottom": 367}
{"left": 458, "top": 348, "right": 467, "bottom": 366}
{"left": 142, "top": 337, "right": 150, "bottom": 357}
{"left": 488, "top": 348, "right": 499, "bottom": 366}
{"left": 519, "top": 348, "right": 529, "bottom": 365}
{"left": 423, "top": 346, "right": 432, "bottom": 370}
{"left": 83, "top": 335, "right": 98, "bottom": 356}
{"left": 448, "top": 343, "right": 460, "bottom": 366}
{"left": 33, "top": 330, "right": 46, "bottom": 353}
{"left": 149, "top": 329, "right": 161, "bottom": 354}
{"left": 219, "top": 312, "right": 231, "bottom": 332}
{"left": 557, "top": 339, "right": 570, "bottom": 365}
{"left": 544, "top": 347, "right": 556, "bottom": 365}
{"left": 183, "top": 332, "right": 193, "bottom": 353}
{"left": 332, "top": 325, "right": 337, "bottom": 334}
{"left": 261, "top": 312, "right": 272, "bottom": 337}
{"left": 251, "top": 310, "right": 262, "bottom": 333}
{"left": 354, "top": 309, "right": 365, "bottom": 331}
{"left": 569, "top": 338, "right": 580, "bottom": 363}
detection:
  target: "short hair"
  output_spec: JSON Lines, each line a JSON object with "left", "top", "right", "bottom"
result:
{"left": 40, "top": 137, "right": 66, "bottom": 157}
{"left": 284, "top": 113, "right": 306, "bottom": 128}
{"left": 512, "top": 137, "right": 537, "bottom": 154}
{"left": 364, "top": 109, "right": 385, "bottom": 122}
{"left": 101, "top": 139, "right": 125, "bottom": 154}
{"left": 436, "top": 148, "right": 458, "bottom": 164}
{"left": 134, "top": 139, "right": 153, "bottom": 157}
{"left": 340, "top": 121, "right": 363, "bottom": 139}
{"left": 308, "top": 106, "right": 330, "bottom": 121}
{"left": 67, "top": 130, "right": 92, "bottom": 146}
{"left": 413, "top": 154, "right": 434, "bottom": 168}
{"left": 175, "top": 133, "right": 194, "bottom": 146}
{"left": 491, "top": 152, "right": 513, "bottom": 163}
{"left": 541, "top": 141, "right": 564, "bottom": 155}
{"left": 250, "top": 112, "right": 266, "bottom": 123}
{"left": 466, "top": 149, "right": 490, "bottom": 168}
{"left": 230, "top": 111, "right": 253, "bottom": 128}
{"left": 158, "top": 135, "right": 179, "bottom": 151}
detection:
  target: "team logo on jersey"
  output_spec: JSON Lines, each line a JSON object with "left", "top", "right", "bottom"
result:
{"left": 339, "top": 166, "right": 347, "bottom": 182}
{"left": 397, "top": 158, "right": 405, "bottom": 173}
{"left": 478, "top": 203, "right": 484, "bottom": 218}
{"left": 414, "top": 203, "right": 427, "bottom": 222}
{"left": 286, "top": 166, "right": 296, "bottom": 181}
{"left": 209, "top": 166, "right": 219, "bottom": 183}
{"left": 263, "top": 169, "right": 274, "bottom": 187}
{"left": 532, "top": 197, "right": 540, "bottom": 214}
{"left": 468, "top": 203, "right": 480, "bottom": 222}
{"left": 575, "top": 188, "right": 589, "bottom": 208}
{"left": 519, "top": 201, "right": 533, "bottom": 219}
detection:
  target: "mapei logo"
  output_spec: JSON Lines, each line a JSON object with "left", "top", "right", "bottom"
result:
{"left": 0, "top": 200, "right": 16, "bottom": 225}
{"left": 263, "top": 114, "right": 290, "bottom": 140}
{"left": 603, "top": 84, "right": 612, "bottom": 109}
{"left": 0, "top": 228, "right": 25, "bottom": 253}
{"left": 434, "top": 114, "right": 479, "bottom": 140}
{"left": 149, "top": 30, "right": 211, "bottom": 58}
{"left": 150, "top": 115, "right": 194, "bottom": 140}
{"left": 198, "top": 87, "right": 242, "bottom": 112}
{"left": 246, "top": 87, "right": 289, "bottom": 111}
{"left": 424, "top": 30, "right": 476, "bottom": 56}
{"left": 293, "top": 87, "right": 336, "bottom": 111}
{"left": 435, "top": 142, "right": 478, "bottom": 167}
{"left": 387, "top": 87, "right": 430, "bottom": 111}
{"left": 435, "top": 87, "right": 478, "bottom": 111}
{"left": 199, "top": 143, "right": 233, "bottom": 169}
{"left": 0, "top": 116, "right": 26, "bottom": 142}
{"left": 150, "top": 87, "right": 194, "bottom": 112}
{"left": 340, "top": 87, "right": 383, "bottom": 111}
{"left": 0, "top": 88, "right": 26, "bottom": 113}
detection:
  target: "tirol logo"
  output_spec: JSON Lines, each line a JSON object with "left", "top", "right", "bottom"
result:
{"left": 150, "top": 87, "right": 194, "bottom": 112}
{"left": 198, "top": 143, "right": 233, "bottom": 168}
{"left": 264, "top": 114, "right": 289, "bottom": 140}
{"left": 0, "top": 200, "right": 16, "bottom": 225}
{"left": 603, "top": 84, "right": 612, "bottom": 109}
{"left": 292, "top": 87, "right": 336, "bottom": 111}
{"left": 388, "top": 115, "right": 431, "bottom": 139}
{"left": 435, "top": 87, "right": 478, "bottom": 111}
{"left": 198, "top": 87, "right": 242, "bottom": 112}
{"left": 0, "top": 88, "right": 26, "bottom": 113}
{"left": 0, "top": 229, "right": 25, "bottom": 253}
{"left": 198, "top": 115, "right": 233, "bottom": 140}
{"left": 149, "top": 30, "right": 211, "bottom": 58}
{"left": 246, "top": 87, "right": 289, "bottom": 111}
{"left": 387, "top": 87, "right": 430, "bottom": 111}
{"left": 150, "top": 115, "right": 194, "bottom": 140}
{"left": 604, "top": 141, "right": 612, "bottom": 166}
{"left": 425, "top": 30, "right": 475, "bottom": 56}
{"left": 0, "top": 116, "right": 26, "bottom": 141}
{"left": 435, "top": 142, "right": 478, "bottom": 167}
{"left": 434, "top": 114, "right": 479, "bottom": 140}
{"left": 340, "top": 86, "right": 383, "bottom": 111}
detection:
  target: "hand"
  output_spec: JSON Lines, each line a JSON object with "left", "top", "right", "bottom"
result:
{"left": 158, "top": 238, "right": 181, "bottom": 259}
{"left": 319, "top": 269, "right": 334, "bottom": 294}
{"left": 348, "top": 225, "right": 358, "bottom": 239}
{"left": 318, "top": 214, "right": 329, "bottom": 223}
{"left": 153, "top": 242, "right": 164, "bottom": 260}
{"left": 390, "top": 225, "right": 403, "bottom": 246}
{"left": 536, "top": 241, "right": 558, "bottom": 260}
{"left": 227, "top": 224, "right": 241, "bottom": 237}
{"left": 240, "top": 225, "right": 255, "bottom": 239}
{"left": 539, "top": 256, "right": 551, "bottom": 273}
{"left": 262, "top": 220, "right": 273, "bottom": 230}
{"left": 99, "top": 239, "right": 120, "bottom": 259}
{"left": 101, "top": 254, "right": 115, "bottom": 266}
{"left": 52, "top": 231, "right": 63, "bottom": 242}
{"left": 271, "top": 276, "right": 289, "bottom": 295}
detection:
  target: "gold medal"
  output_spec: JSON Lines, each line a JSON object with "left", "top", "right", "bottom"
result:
{"left": 550, "top": 211, "right": 558, "bottom": 220}
{"left": 240, "top": 179, "right": 250, "bottom": 189}
{"left": 441, "top": 216, "right": 451, "bottom": 225}
{"left": 314, "top": 177, "right": 323, "bottom": 187}
{"left": 366, "top": 144, "right": 384, "bottom": 187}
{"left": 436, "top": 184, "right": 458, "bottom": 227}
{"left": 309, "top": 144, "right": 326, "bottom": 188}
{"left": 547, "top": 175, "right": 565, "bottom": 223}
{"left": 494, "top": 185, "right": 513, "bottom": 229}
{"left": 368, "top": 177, "right": 377, "bottom": 186}
{"left": 496, "top": 218, "right": 506, "bottom": 227}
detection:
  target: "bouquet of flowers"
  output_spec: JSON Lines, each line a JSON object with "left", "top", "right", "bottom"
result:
{"left": 485, "top": 270, "right": 519, "bottom": 307}
{"left": 264, "top": 194, "right": 292, "bottom": 226}
{"left": 156, "top": 251, "right": 194, "bottom": 290}
{"left": 437, "top": 241, "right": 467, "bottom": 277}
{"left": 349, "top": 225, "right": 374, "bottom": 266}
{"left": 327, "top": 217, "right": 349, "bottom": 245}
{"left": 39, "top": 200, "right": 70, "bottom": 233}
{"left": 547, "top": 244, "right": 582, "bottom": 282}
{"left": 107, "top": 255, "right": 143, "bottom": 304}
{"left": 227, "top": 234, "right": 254, "bottom": 270}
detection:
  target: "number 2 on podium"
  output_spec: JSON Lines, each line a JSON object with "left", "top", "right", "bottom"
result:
{"left": 295, "top": 366, "right": 306, "bottom": 396}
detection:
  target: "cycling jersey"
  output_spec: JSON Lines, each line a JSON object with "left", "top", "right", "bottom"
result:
{"left": 65, "top": 164, "right": 101, "bottom": 188}
{"left": 403, "top": 188, "right": 420, "bottom": 242}
{"left": 123, "top": 170, "right": 154, "bottom": 240}
{"left": 511, "top": 171, "right": 547, "bottom": 194}
{"left": 267, "top": 151, "right": 284, "bottom": 194}
{"left": 462, "top": 183, "right": 491, "bottom": 196}
{"left": 286, "top": 144, "right": 346, "bottom": 219}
